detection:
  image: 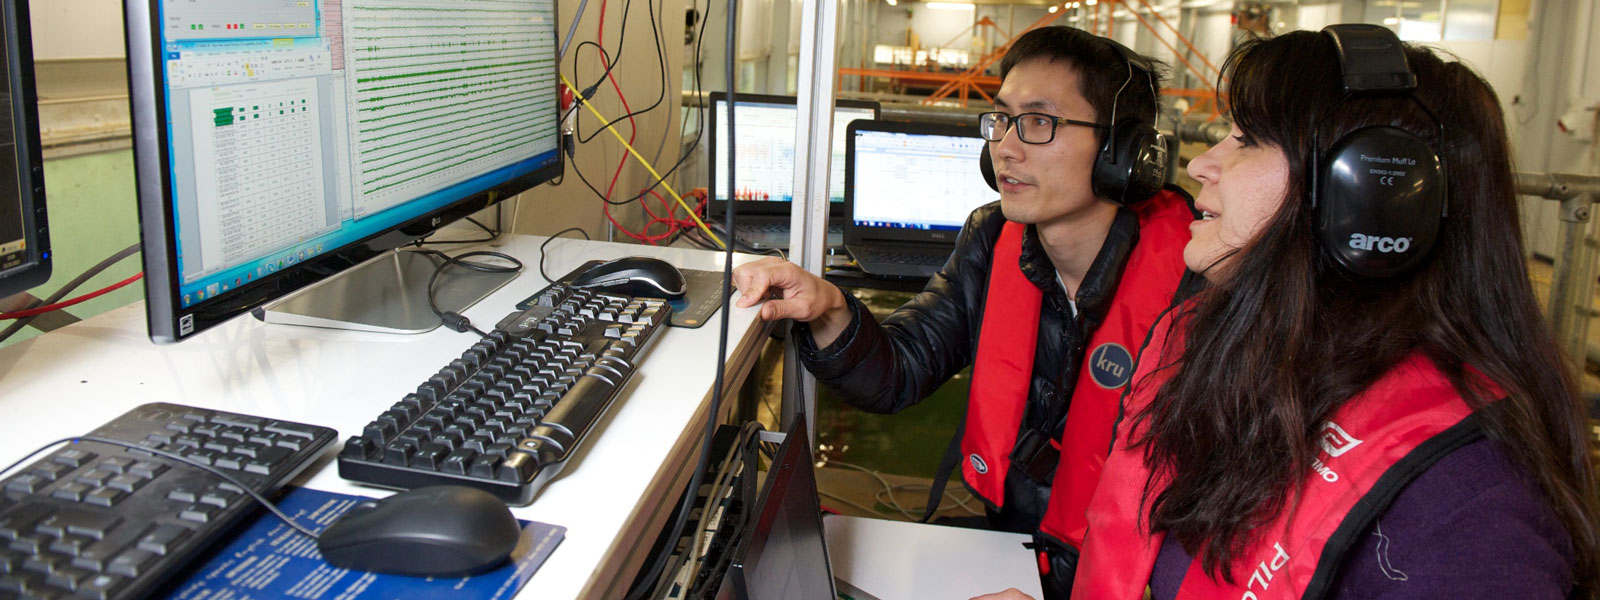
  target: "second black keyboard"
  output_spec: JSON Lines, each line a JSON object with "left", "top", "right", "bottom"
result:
{"left": 337, "top": 284, "right": 672, "bottom": 505}
{"left": 0, "top": 403, "right": 336, "bottom": 599}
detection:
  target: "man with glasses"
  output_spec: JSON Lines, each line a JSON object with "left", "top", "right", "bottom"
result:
{"left": 732, "top": 26, "right": 1195, "bottom": 598}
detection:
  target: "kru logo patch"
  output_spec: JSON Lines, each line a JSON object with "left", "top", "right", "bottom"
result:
{"left": 1089, "top": 343, "right": 1134, "bottom": 389}
{"left": 968, "top": 453, "right": 988, "bottom": 474}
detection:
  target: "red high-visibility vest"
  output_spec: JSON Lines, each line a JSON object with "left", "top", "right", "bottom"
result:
{"left": 962, "top": 189, "right": 1192, "bottom": 552}
{"left": 1074, "top": 337, "right": 1488, "bottom": 599}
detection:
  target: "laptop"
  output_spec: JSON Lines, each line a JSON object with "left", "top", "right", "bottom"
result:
{"left": 706, "top": 92, "right": 880, "bottom": 251}
{"left": 844, "top": 120, "right": 996, "bottom": 279}
{"left": 720, "top": 421, "right": 842, "bottom": 600}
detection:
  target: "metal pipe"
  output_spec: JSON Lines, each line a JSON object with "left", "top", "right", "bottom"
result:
{"left": 1516, "top": 172, "right": 1600, "bottom": 200}
{"left": 1178, "top": 117, "right": 1231, "bottom": 145}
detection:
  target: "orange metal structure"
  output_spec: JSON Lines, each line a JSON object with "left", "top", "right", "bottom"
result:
{"left": 839, "top": 0, "right": 1227, "bottom": 114}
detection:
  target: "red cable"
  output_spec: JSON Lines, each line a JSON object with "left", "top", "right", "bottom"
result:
{"left": 596, "top": 0, "right": 639, "bottom": 202}
{"left": 0, "top": 272, "right": 144, "bottom": 320}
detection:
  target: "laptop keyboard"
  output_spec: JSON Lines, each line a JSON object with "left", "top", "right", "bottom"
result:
{"left": 734, "top": 222, "right": 843, "bottom": 235}
{"left": 853, "top": 247, "right": 950, "bottom": 267}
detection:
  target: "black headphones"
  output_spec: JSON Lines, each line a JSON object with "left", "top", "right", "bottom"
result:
{"left": 1312, "top": 24, "right": 1447, "bottom": 279}
{"left": 979, "top": 32, "right": 1168, "bottom": 205}
{"left": 1091, "top": 37, "right": 1168, "bottom": 205}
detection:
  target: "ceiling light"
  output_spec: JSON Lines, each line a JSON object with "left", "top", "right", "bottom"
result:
{"left": 1048, "top": 5, "right": 1058, "bottom": 12}
{"left": 1383, "top": 17, "right": 1399, "bottom": 24}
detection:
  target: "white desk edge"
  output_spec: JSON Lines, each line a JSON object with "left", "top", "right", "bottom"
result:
{"left": 0, "top": 235, "right": 774, "bottom": 600}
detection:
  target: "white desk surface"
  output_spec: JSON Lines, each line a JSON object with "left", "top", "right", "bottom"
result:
{"left": 824, "top": 515, "right": 1044, "bottom": 600}
{"left": 0, "top": 235, "right": 773, "bottom": 600}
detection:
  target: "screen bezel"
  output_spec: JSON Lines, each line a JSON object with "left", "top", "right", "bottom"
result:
{"left": 0, "top": 0, "right": 49, "bottom": 300}
{"left": 124, "top": 0, "right": 562, "bottom": 343}
{"left": 705, "top": 91, "right": 879, "bottom": 218}
{"left": 843, "top": 119, "right": 986, "bottom": 246}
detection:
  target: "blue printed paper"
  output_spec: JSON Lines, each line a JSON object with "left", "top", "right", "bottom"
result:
{"left": 168, "top": 488, "right": 565, "bottom": 599}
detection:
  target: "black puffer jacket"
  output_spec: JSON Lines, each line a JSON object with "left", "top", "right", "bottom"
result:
{"left": 796, "top": 191, "right": 1195, "bottom": 598}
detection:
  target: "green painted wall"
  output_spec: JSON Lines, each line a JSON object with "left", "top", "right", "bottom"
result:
{"left": 3, "top": 149, "right": 143, "bottom": 348}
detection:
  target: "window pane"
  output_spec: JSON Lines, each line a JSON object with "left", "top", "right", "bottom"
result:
{"left": 1445, "top": 0, "right": 1498, "bottom": 40}
{"left": 1363, "top": 0, "right": 1444, "bottom": 42}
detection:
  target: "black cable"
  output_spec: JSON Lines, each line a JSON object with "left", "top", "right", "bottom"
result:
{"left": 571, "top": 154, "right": 643, "bottom": 206}
{"left": 538, "top": 227, "right": 592, "bottom": 283}
{"left": 422, "top": 250, "right": 523, "bottom": 337}
{"left": 566, "top": 0, "right": 711, "bottom": 210}
{"left": 0, "top": 435, "right": 323, "bottom": 539}
{"left": 625, "top": 1, "right": 737, "bottom": 596}
{"left": 574, "top": 38, "right": 668, "bottom": 146}
{"left": 0, "top": 242, "right": 141, "bottom": 344}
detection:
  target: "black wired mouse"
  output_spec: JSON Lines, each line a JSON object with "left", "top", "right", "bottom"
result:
{"left": 316, "top": 486, "right": 520, "bottom": 577}
{"left": 569, "top": 256, "right": 687, "bottom": 299}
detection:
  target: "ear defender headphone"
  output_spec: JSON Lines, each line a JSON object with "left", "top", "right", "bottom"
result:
{"left": 1312, "top": 24, "right": 1447, "bottom": 279}
{"left": 978, "top": 32, "right": 1168, "bottom": 204}
{"left": 1090, "top": 38, "right": 1168, "bottom": 205}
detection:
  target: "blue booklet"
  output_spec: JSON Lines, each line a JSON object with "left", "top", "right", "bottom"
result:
{"left": 168, "top": 487, "right": 565, "bottom": 599}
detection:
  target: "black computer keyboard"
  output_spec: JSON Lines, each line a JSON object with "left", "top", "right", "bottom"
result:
{"left": 338, "top": 284, "right": 672, "bottom": 505}
{"left": 0, "top": 403, "right": 337, "bottom": 599}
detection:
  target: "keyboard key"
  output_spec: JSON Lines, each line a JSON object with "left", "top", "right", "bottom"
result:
{"left": 440, "top": 449, "right": 476, "bottom": 475}
{"left": 265, "top": 422, "right": 318, "bottom": 440}
{"left": 5, "top": 473, "right": 46, "bottom": 494}
{"left": 84, "top": 488, "right": 126, "bottom": 508}
{"left": 96, "top": 458, "right": 133, "bottom": 474}
{"left": 106, "top": 549, "right": 155, "bottom": 577}
{"left": 126, "top": 461, "right": 166, "bottom": 479}
{"left": 47, "top": 563, "right": 93, "bottom": 590}
{"left": 76, "top": 573, "right": 125, "bottom": 600}
{"left": 51, "top": 482, "right": 91, "bottom": 502}
{"left": 135, "top": 526, "right": 189, "bottom": 556}
{"left": 211, "top": 414, "right": 265, "bottom": 431}
{"left": 53, "top": 449, "right": 97, "bottom": 469}
{"left": 411, "top": 443, "right": 449, "bottom": 471}
{"left": 34, "top": 461, "right": 74, "bottom": 481}
{"left": 50, "top": 535, "right": 93, "bottom": 555}
{"left": 198, "top": 489, "right": 241, "bottom": 509}
{"left": 166, "top": 488, "right": 199, "bottom": 503}
{"left": 178, "top": 504, "right": 221, "bottom": 524}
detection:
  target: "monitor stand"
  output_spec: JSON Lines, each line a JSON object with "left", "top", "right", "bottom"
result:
{"left": 254, "top": 248, "right": 518, "bottom": 334}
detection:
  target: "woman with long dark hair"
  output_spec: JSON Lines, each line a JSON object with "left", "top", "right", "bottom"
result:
{"left": 1058, "top": 28, "right": 1600, "bottom": 599}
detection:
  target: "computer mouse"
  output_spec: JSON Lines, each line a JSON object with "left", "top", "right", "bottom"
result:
{"left": 569, "top": 256, "right": 688, "bottom": 299}
{"left": 316, "top": 486, "right": 520, "bottom": 577}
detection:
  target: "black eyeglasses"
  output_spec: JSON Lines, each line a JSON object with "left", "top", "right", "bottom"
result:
{"left": 978, "top": 111, "right": 1107, "bottom": 145}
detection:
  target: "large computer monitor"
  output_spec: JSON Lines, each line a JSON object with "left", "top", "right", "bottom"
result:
{"left": 0, "top": 0, "right": 49, "bottom": 300}
{"left": 124, "top": 0, "right": 562, "bottom": 343}
{"left": 706, "top": 92, "right": 878, "bottom": 217}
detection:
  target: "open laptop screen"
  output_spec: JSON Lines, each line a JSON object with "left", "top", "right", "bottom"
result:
{"left": 724, "top": 422, "right": 835, "bottom": 600}
{"left": 708, "top": 93, "right": 879, "bottom": 212}
{"left": 848, "top": 125, "right": 992, "bottom": 232}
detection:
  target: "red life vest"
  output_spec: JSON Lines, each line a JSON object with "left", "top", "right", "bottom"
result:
{"left": 1073, "top": 332, "right": 1490, "bottom": 600}
{"left": 962, "top": 189, "right": 1192, "bottom": 551}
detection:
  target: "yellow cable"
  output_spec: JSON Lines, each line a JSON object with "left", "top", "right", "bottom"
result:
{"left": 559, "top": 73, "right": 725, "bottom": 249}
